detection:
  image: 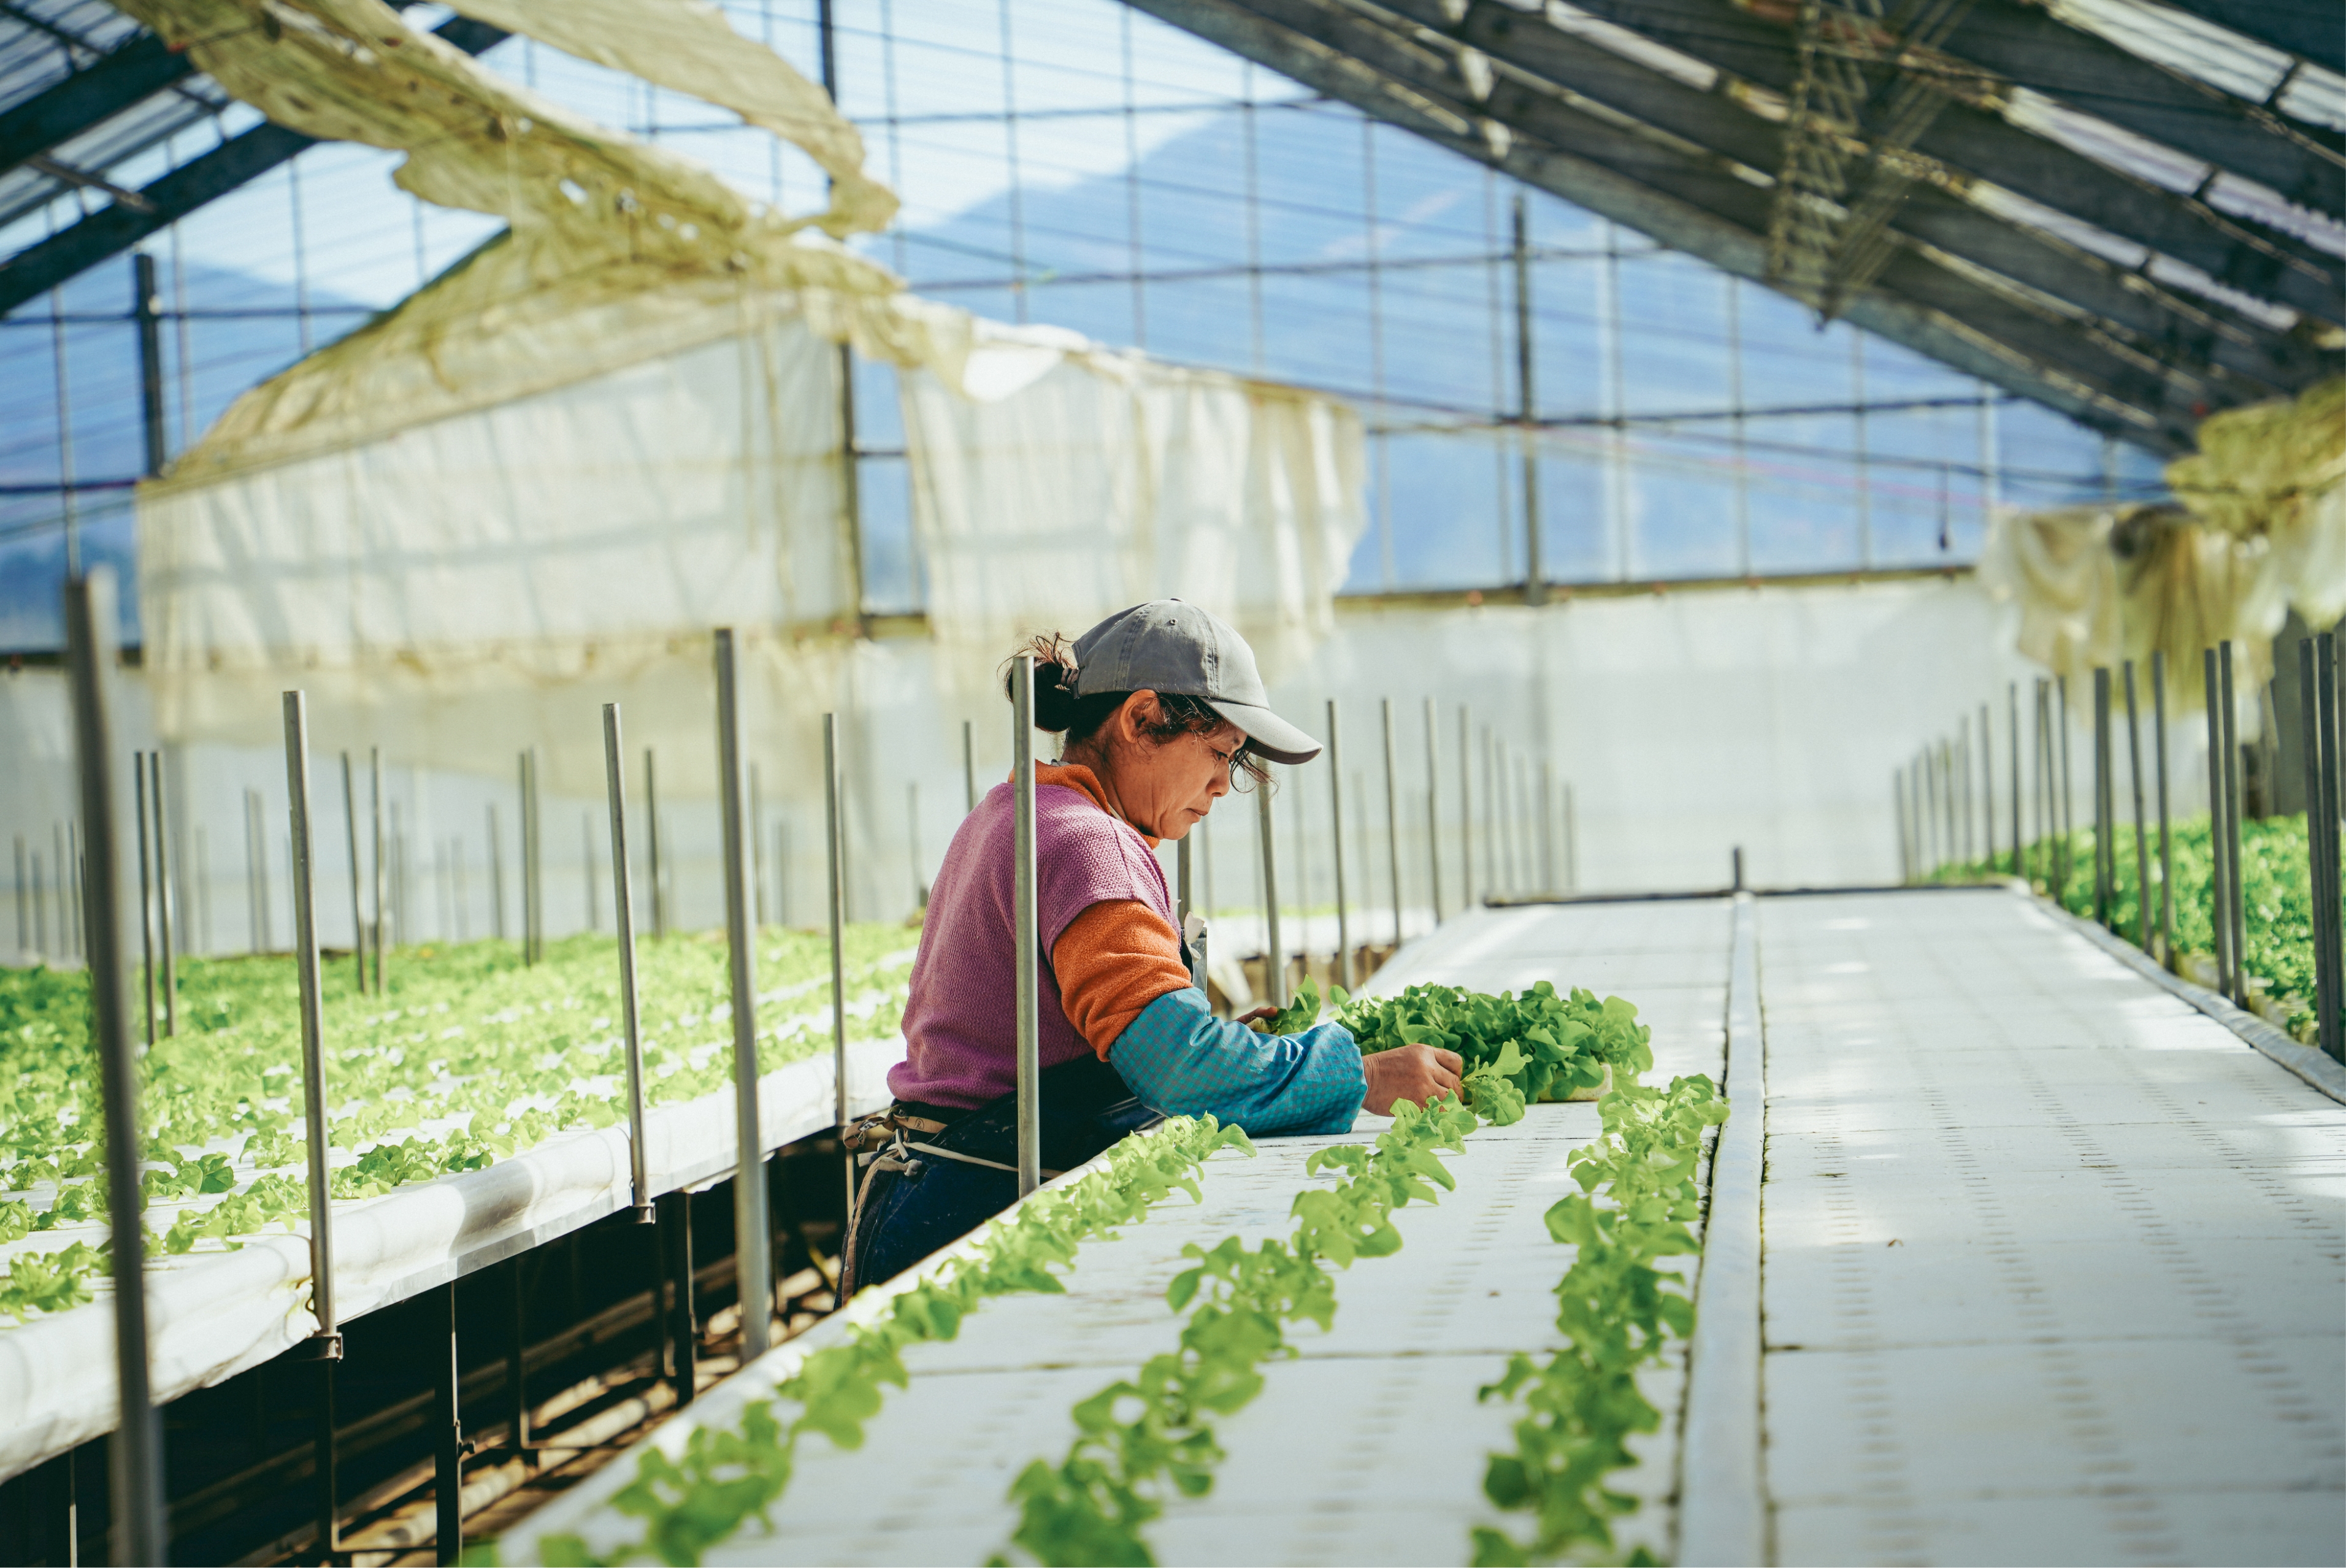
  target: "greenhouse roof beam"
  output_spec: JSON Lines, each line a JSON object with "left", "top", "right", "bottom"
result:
{"left": 1554, "top": 0, "right": 2346, "bottom": 329}
{"left": 1374, "top": 0, "right": 2327, "bottom": 402}
{"left": 0, "top": 15, "right": 507, "bottom": 319}
{"left": 1129, "top": 0, "right": 2209, "bottom": 451}
{"left": 1933, "top": 0, "right": 2343, "bottom": 223}
{"left": 0, "top": 32, "right": 191, "bottom": 178}
{"left": 2158, "top": 0, "right": 2345, "bottom": 74}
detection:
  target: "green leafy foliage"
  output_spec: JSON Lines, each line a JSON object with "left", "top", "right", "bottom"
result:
{"left": 1930, "top": 813, "right": 2331, "bottom": 1038}
{"left": 1340, "top": 981, "right": 1652, "bottom": 1112}
{"left": 999, "top": 1094, "right": 1483, "bottom": 1567}
{"left": 0, "top": 925, "right": 918, "bottom": 1322}
{"left": 526, "top": 1115, "right": 1255, "bottom": 1568}
{"left": 1471, "top": 1073, "right": 1728, "bottom": 1566}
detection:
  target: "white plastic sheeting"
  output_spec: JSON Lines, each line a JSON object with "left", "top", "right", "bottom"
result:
{"left": 0, "top": 1036, "right": 904, "bottom": 1485}
{"left": 902, "top": 353, "right": 1366, "bottom": 689}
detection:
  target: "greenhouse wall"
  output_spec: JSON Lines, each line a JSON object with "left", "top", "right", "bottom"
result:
{"left": 1, "top": 576, "right": 2218, "bottom": 965}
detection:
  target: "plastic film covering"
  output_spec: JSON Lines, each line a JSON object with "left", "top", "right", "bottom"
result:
{"left": 902, "top": 353, "right": 1368, "bottom": 693}
{"left": 1977, "top": 378, "right": 2346, "bottom": 719}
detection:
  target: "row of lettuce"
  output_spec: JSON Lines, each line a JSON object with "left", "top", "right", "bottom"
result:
{"left": 520, "top": 981, "right": 1724, "bottom": 1567}
{"left": 0, "top": 926, "right": 918, "bottom": 1323}
{"left": 1925, "top": 812, "right": 2327, "bottom": 1039}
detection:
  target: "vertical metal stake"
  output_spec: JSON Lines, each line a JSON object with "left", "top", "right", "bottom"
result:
{"left": 1457, "top": 704, "right": 1474, "bottom": 909}
{"left": 962, "top": 718, "right": 976, "bottom": 814}
{"left": 1381, "top": 699, "right": 1402, "bottom": 947}
{"left": 63, "top": 571, "right": 167, "bottom": 1567}
{"left": 2152, "top": 651, "right": 2173, "bottom": 962}
{"left": 713, "top": 630, "right": 772, "bottom": 1361}
{"left": 824, "top": 715, "right": 853, "bottom": 1221}
{"left": 603, "top": 705, "right": 653, "bottom": 1219}
{"left": 645, "top": 749, "right": 664, "bottom": 940}
{"left": 148, "top": 754, "right": 176, "bottom": 1036}
{"left": 2123, "top": 662, "right": 2150, "bottom": 952}
{"left": 1327, "top": 700, "right": 1352, "bottom": 990}
{"left": 136, "top": 755, "right": 155, "bottom": 1047}
{"left": 1256, "top": 763, "right": 1284, "bottom": 1011}
{"left": 369, "top": 750, "right": 385, "bottom": 991}
{"left": 2219, "top": 642, "right": 2247, "bottom": 1004}
{"left": 341, "top": 755, "right": 366, "bottom": 992}
{"left": 1010, "top": 658, "right": 1043, "bottom": 1195}
{"left": 2202, "top": 648, "right": 2233, "bottom": 996}
{"left": 1422, "top": 697, "right": 1443, "bottom": 924}
{"left": 433, "top": 1282, "right": 462, "bottom": 1565}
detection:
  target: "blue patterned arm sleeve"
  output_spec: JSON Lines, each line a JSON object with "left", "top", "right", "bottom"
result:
{"left": 1108, "top": 987, "right": 1365, "bottom": 1137}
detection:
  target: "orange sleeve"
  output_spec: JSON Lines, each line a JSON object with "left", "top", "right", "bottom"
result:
{"left": 1054, "top": 900, "right": 1194, "bottom": 1059}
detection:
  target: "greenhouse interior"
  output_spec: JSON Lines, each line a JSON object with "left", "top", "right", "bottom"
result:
{"left": 0, "top": 0, "right": 2341, "bottom": 1562}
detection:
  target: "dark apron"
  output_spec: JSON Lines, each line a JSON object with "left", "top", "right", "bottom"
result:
{"left": 841, "top": 1052, "right": 1163, "bottom": 1294}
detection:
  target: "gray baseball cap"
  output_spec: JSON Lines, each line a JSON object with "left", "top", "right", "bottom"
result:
{"left": 1070, "top": 600, "right": 1322, "bottom": 765}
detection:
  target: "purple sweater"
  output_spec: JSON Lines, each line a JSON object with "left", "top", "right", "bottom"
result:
{"left": 889, "top": 779, "right": 1174, "bottom": 1109}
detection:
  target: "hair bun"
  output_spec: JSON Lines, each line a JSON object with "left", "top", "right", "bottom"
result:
{"left": 1027, "top": 659, "right": 1079, "bottom": 732}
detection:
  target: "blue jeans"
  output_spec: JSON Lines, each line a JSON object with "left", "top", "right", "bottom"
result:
{"left": 847, "top": 1054, "right": 1160, "bottom": 1290}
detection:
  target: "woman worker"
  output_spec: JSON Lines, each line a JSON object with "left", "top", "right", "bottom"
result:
{"left": 845, "top": 600, "right": 1464, "bottom": 1290}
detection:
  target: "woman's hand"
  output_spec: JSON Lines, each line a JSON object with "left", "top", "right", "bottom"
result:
{"left": 1360, "top": 1044, "right": 1464, "bottom": 1115}
{"left": 1234, "top": 1004, "right": 1280, "bottom": 1028}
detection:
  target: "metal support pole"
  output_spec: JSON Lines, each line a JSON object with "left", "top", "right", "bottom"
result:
{"left": 2007, "top": 684, "right": 2022, "bottom": 882}
{"left": 136, "top": 755, "right": 155, "bottom": 1047}
{"left": 526, "top": 748, "right": 546, "bottom": 965}
{"left": 507, "top": 1255, "right": 531, "bottom": 1457}
{"left": 134, "top": 253, "right": 166, "bottom": 478}
{"left": 1564, "top": 782, "right": 1576, "bottom": 892}
{"left": 1421, "top": 697, "right": 1443, "bottom": 924}
{"left": 2152, "top": 651, "right": 2174, "bottom": 962}
{"left": 2033, "top": 680, "right": 2050, "bottom": 890}
{"left": 1256, "top": 763, "right": 1284, "bottom": 1010}
{"left": 713, "top": 631, "right": 772, "bottom": 1362}
{"left": 487, "top": 804, "right": 505, "bottom": 944}
{"left": 1925, "top": 744, "right": 1941, "bottom": 873}
{"left": 1380, "top": 699, "right": 1401, "bottom": 946}
{"left": 603, "top": 705, "right": 654, "bottom": 1220}
{"left": 644, "top": 749, "right": 664, "bottom": 940}
{"left": 1327, "top": 700, "right": 1352, "bottom": 990}
{"left": 1512, "top": 195, "right": 1545, "bottom": 605}
{"left": 340, "top": 755, "right": 364, "bottom": 992}
{"left": 1481, "top": 726, "right": 1498, "bottom": 897}
{"left": 432, "top": 1282, "right": 462, "bottom": 1565}
{"left": 963, "top": 718, "right": 976, "bottom": 814}
{"left": 2102, "top": 667, "right": 2120, "bottom": 929}
{"left": 64, "top": 570, "right": 167, "bottom": 1567}
{"left": 1895, "top": 771, "right": 1909, "bottom": 882}
{"left": 1457, "top": 704, "right": 1474, "bottom": 908}
{"left": 369, "top": 749, "right": 385, "bottom": 990}
{"left": 2297, "top": 640, "right": 2339, "bottom": 1062}
{"left": 13, "top": 835, "right": 24, "bottom": 954}
{"left": 658, "top": 1190, "right": 695, "bottom": 1407}
{"left": 1010, "top": 658, "right": 1043, "bottom": 1195}
{"left": 824, "top": 714, "right": 853, "bottom": 1220}
{"left": 149, "top": 754, "right": 176, "bottom": 1034}
{"left": 1979, "top": 703, "right": 1995, "bottom": 871}
{"left": 749, "top": 763, "right": 765, "bottom": 928}
{"left": 1494, "top": 736, "right": 1516, "bottom": 895}
{"left": 2124, "top": 662, "right": 2150, "bottom": 952}
{"left": 2315, "top": 632, "right": 2341, "bottom": 1061}
{"left": 907, "top": 781, "right": 926, "bottom": 910}
{"left": 2057, "top": 675, "right": 2075, "bottom": 881}
{"left": 2204, "top": 648, "right": 2234, "bottom": 995}
{"left": 2219, "top": 642, "right": 2247, "bottom": 1004}
{"left": 1177, "top": 827, "right": 1199, "bottom": 990}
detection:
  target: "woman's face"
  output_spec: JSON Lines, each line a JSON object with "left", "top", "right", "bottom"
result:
{"left": 1098, "top": 694, "right": 1244, "bottom": 840}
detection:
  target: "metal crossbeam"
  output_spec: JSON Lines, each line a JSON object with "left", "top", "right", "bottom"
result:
{"left": 1942, "top": 0, "right": 2343, "bottom": 222}
{"left": 0, "top": 17, "right": 507, "bottom": 319}
{"left": 1130, "top": 0, "right": 2228, "bottom": 451}
{"left": 1379, "top": 0, "right": 2326, "bottom": 400}
{"left": 2157, "top": 0, "right": 2345, "bottom": 75}
{"left": 1560, "top": 0, "right": 2346, "bottom": 329}
{"left": 0, "top": 33, "right": 193, "bottom": 178}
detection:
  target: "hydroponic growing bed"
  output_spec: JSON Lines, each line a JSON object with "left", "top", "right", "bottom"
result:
{"left": 0, "top": 926, "right": 919, "bottom": 1481}
{"left": 496, "top": 900, "right": 1740, "bottom": 1567}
